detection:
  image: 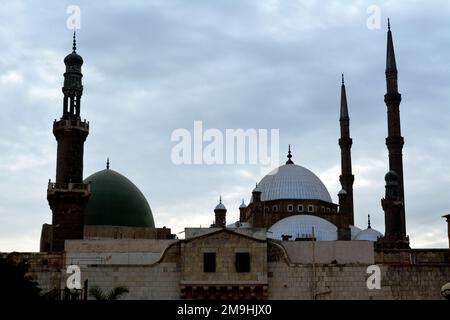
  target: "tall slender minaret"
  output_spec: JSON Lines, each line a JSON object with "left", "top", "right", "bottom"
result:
{"left": 382, "top": 19, "right": 407, "bottom": 245}
{"left": 46, "top": 32, "right": 90, "bottom": 251}
{"left": 338, "top": 74, "right": 354, "bottom": 225}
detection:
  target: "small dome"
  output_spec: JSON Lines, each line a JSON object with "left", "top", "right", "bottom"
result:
{"left": 268, "top": 215, "right": 338, "bottom": 241}
{"left": 239, "top": 199, "right": 247, "bottom": 209}
{"left": 252, "top": 184, "right": 261, "bottom": 193}
{"left": 349, "top": 225, "right": 363, "bottom": 240}
{"left": 215, "top": 197, "right": 226, "bottom": 210}
{"left": 215, "top": 202, "right": 226, "bottom": 210}
{"left": 354, "top": 228, "right": 383, "bottom": 241}
{"left": 256, "top": 164, "right": 332, "bottom": 203}
{"left": 338, "top": 189, "right": 347, "bottom": 195}
{"left": 64, "top": 52, "right": 83, "bottom": 65}
{"left": 84, "top": 169, "right": 155, "bottom": 228}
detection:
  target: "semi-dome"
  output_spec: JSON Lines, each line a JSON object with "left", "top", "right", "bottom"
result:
{"left": 354, "top": 228, "right": 383, "bottom": 241}
{"left": 350, "top": 225, "right": 363, "bottom": 240}
{"left": 268, "top": 215, "right": 338, "bottom": 241}
{"left": 83, "top": 169, "right": 155, "bottom": 228}
{"left": 256, "top": 164, "right": 332, "bottom": 203}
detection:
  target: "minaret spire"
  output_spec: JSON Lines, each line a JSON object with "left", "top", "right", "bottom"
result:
{"left": 386, "top": 19, "right": 398, "bottom": 93}
{"left": 72, "top": 30, "right": 77, "bottom": 53}
{"left": 382, "top": 20, "right": 408, "bottom": 248}
{"left": 340, "top": 74, "right": 349, "bottom": 120}
{"left": 286, "top": 144, "right": 294, "bottom": 164}
{"left": 338, "top": 74, "right": 354, "bottom": 228}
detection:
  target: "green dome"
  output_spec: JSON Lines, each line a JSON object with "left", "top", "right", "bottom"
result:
{"left": 83, "top": 169, "right": 155, "bottom": 228}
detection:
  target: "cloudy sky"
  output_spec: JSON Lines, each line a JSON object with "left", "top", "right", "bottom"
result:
{"left": 0, "top": 0, "right": 449, "bottom": 251}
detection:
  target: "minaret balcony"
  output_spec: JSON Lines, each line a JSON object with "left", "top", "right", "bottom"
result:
{"left": 53, "top": 119, "right": 89, "bottom": 132}
{"left": 47, "top": 181, "right": 90, "bottom": 196}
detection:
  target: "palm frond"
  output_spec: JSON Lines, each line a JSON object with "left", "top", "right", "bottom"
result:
{"left": 89, "top": 286, "right": 107, "bottom": 300}
{"left": 107, "top": 286, "right": 129, "bottom": 300}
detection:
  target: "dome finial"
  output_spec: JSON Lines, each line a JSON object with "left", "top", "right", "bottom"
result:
{"left": 106, "top": 157, "right": 110, "bottom": 170}
{"left": 368, "top": 214, "right": 372, "bottom": 229}
{"left": 219, "top": 195, "right": 222, "bottom": 203}
{"left": 341, "top": 73, "right": 345, "bottom": 85}
{"left": 286, "top": 144, "right": 294, "bottom": 164}
{"left": 387, "top": 18, "right": 391, "bottom": 31}
{"left": 72, "top": 30, "right": 77, "bottom": 53}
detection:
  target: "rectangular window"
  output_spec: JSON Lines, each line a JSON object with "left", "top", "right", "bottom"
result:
{"left": 297, "top": 205, "right": 304, "bottom": 212}
{"left": 287, "top": 204, "right": 293, "bottom": 212}
{"left": 308, "top": 205, "right": 314, "bottom": 213}
{"left": 235, "top": 252, "right": 250, "bottom": 272}
{"left": 203, "top": 252, "right": 216, "bottom": 272}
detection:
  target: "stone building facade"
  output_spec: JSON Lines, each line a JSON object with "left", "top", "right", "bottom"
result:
{"left": 4, "top": 228, "right": 449, "bottom": 300}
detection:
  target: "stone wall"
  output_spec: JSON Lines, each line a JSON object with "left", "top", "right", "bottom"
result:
{"left": 84, "top": 225, "right": 172, "bottom": 240}
{"left": 81, "top": 263, "right": 180, "bottom": 299}
{"left": 3, "top": 238, "right": 449, "bottom": 300}
{"left": 64, "top": 239, "right": 177, "bottom": 266}
{"left": 267, "top": 261, "right": 450, "bottom": 300}
{"left": 276, "top": 240, "right": 374, "bottom": 265}
{"left": 2, "top": 252, "right": 63, "bottom": 294}
{"left": 78, "top": 243, "right": 181, "bottom": 300}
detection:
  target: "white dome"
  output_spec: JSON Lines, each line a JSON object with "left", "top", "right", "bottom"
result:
{"left": 256, "top": 164, "right": 332, "bottom": 202}
{"left": 350, "top": 225, "right": 363, "bottom": 240}
{"left": 354, "top": 228, "right": 382, "bottom": 241}
{"left": 267, "top": 215, "right": 338, "bottom": 241}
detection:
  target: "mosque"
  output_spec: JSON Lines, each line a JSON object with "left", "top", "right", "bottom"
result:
{"left": 3, "top": 23, "right": 450, "bottom": 300}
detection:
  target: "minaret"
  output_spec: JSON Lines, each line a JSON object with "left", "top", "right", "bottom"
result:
{"left": 338, "top": 74, "right": 354, "bottom": 225}
{"left": 250, "top": 183, "right": 263, "bottom": 227}
{"left": 239, "top": 199, "right": 247, "bottom": 222}
{"left": 46, "top": 32, "right": 90, "bottom": 251}
{"left": 213, "top": 196, "right": 227, "bottom": 228}
{"left": 380, "top": 171, "right": 409, "bottom": 248}
{"left": 383, "top": 19, "right": 407, "bottom": 244}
